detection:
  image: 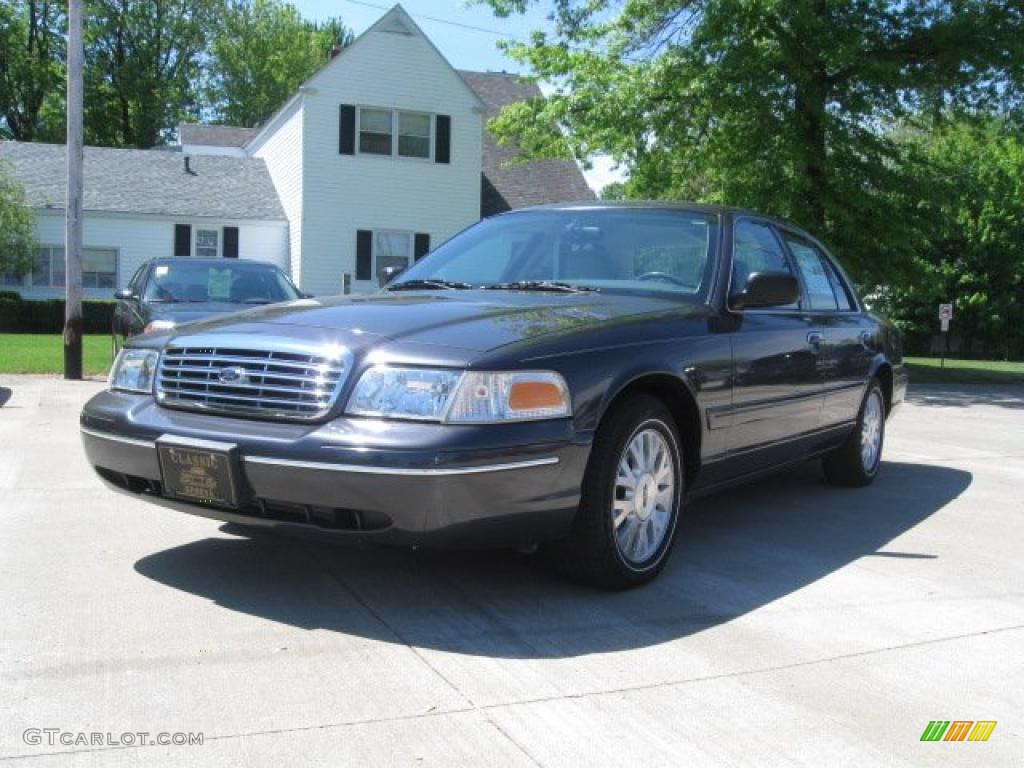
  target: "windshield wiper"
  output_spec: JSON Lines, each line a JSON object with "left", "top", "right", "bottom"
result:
{"left": 387, "top": 279, "right": 473, "bottom": 291}
{"left": 481, "top": 280, "right": 597, "bottom": 294}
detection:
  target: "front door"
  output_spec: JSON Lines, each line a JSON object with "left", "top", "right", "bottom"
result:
{"left": 726, "top": 219, "right": 824, "bottom": 462}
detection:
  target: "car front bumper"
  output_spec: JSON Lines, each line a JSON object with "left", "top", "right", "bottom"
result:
{"left": 81, "top": 391, "right": 591, "bottom": 548}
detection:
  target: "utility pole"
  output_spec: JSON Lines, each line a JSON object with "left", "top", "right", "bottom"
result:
{"left": 64, "top": 0, "right": 84, "bottom": 380}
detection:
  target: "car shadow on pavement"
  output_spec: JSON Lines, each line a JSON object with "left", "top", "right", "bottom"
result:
{"left": 134, "top": 460, "right": 971, "bottom": 658}
{"left": 0, "top": 387, "right": 11, "bottom": 408}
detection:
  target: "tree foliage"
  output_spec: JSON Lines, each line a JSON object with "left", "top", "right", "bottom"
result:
{"left": 0, "top": 0, "right": 66, "bottom": 142}
{"left": 876, "top": 117, "right": 1024, "bottom": 359}
{"left": 0, "top": 161, "right": 36, "bottom": 276}
{"left": 477, "top": 1, "right": 1024, "bottom": 287}
{"left": 84, "top": 0, "right": 222, "bottom": 148}
{"left": 205, "top": 0, "right": 352, "bottom": 127}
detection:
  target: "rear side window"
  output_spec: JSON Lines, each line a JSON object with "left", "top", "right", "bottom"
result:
{"left": 732, "top": 219, "right": 799, "bottom": 309}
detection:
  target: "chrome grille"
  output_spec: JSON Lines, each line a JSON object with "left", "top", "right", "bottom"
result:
{"left": 156, "top": 338, "right": 351, "bottom": 421}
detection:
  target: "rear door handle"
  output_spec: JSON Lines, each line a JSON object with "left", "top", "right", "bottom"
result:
{"left": 807, "top": 331, "right": 824, "bottom": 354}
{"left": 859, "top": 330, "right": 874, "bottom": 349}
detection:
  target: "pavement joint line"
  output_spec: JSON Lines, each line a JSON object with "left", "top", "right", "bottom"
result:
{"left": 4, "top": 622, "right": 1020, "bottom": 762}
{"left": 484, "top": 715, "right": 546, "bottom": 768}
{"left": 300, "top": 540, "right": 480, "bottom": 710}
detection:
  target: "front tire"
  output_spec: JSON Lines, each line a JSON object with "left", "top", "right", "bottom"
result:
{"left": 548, "top": 393, "right": 684, "bottom": 588}
{"left": 823, "top": 378, "right": 886, "bottom": 487}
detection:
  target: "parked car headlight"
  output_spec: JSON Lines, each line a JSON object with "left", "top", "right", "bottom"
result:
{"left": 144, "top": 319, "right": 176, "bottom": 334}
{"left": 109, "top": 348, "right": 160, "bottom": 393}
{"left": 345, "top": 367, "right": 571, "bottom": 423}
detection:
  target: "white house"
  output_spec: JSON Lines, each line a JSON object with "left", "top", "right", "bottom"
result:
{"left": 0, "top": 4, "right": 593, "bottom": 301}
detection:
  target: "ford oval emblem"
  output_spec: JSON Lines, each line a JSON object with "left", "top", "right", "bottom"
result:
{"left": 218, "top": 366, "right": 247, "bottom": 384}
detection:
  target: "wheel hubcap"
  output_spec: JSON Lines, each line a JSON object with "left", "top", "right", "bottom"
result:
{"left": 861, "top": 391, "right": 883, "bottom": 471}
{"left": 612, "top": 427, "right": 676, "bottom": 566}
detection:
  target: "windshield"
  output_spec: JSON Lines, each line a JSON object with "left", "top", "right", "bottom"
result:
{"left": 143, "top": 262, "right": 300, "bottom": 304}
{"left": 392, "top": 209, "right": 718, "bottom": 297}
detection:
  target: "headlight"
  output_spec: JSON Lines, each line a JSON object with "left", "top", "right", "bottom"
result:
{"left": 109, "top": 348, "right": 160, "bottom": 393}
{"left": 144, "top": 319, "right": 175, "bottom": 334}
{"left": 345, "top": 367, "right": 571, "bottom": 423}
{"left": 346, "top": 367, "right": 462, "bottom": 420}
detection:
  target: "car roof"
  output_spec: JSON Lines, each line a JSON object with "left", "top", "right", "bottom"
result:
{"left": 505, "top": 200, "right": 807, "bottom": 236}
{"left": 148, "top": 257, "right": 281, "bottom": 269}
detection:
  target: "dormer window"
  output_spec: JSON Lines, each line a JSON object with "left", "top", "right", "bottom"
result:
{"left": 342, "top": 104, "right": 450, "bottom": 163}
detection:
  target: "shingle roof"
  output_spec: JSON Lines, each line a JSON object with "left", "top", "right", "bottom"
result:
{"left": 459, "top": 70, "right": 595, "bottom": 218}
{"left": 0, "top": 141, "right": 286, "bottom": 220}
{"left": 178, "top": 123, "right": 257, "bottom": 148}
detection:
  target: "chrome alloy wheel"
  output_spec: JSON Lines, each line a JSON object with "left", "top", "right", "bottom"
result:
{"left": 612, "top": 426, "right": 677, "bottom": 566}
{"left": 861, "top": 390, "right": 883, "bottom": 471}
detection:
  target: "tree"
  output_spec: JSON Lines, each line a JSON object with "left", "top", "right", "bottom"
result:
{"left": 0, "top": 0, "right": 66, "bottom": 142}
{"left": 0, "top": 161, "right": 36, "bottom": 278}
{"left": 205, "top": 0, "right": 353, "bottom": 127}
{"left": 84, "top": 0, "right": 220, "bottom": 147}
{"left": 877, "top": 116, "right": 1024, "bottom": 359}
{"left": 477, "top": 1, "right": 1024, "bottom": 286}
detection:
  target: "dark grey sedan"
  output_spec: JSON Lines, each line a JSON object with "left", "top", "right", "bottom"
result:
{"left": 112, "top": 258, "right": 303, "bottom": 345}
{"left": 84, "top": 203, "right": 907, "bottom": 588}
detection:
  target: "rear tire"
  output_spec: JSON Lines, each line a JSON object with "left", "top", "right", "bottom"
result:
{"left": 823, "top": 378, "right": 885, "bottom": 487}
{"left": 547, "top": 393, "right": 683, "bottom": 589}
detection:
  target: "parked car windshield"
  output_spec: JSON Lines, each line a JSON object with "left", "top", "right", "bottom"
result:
{"left": 392, "top": 208, "right": 718, "bottom": 297}
{"left": 143, "top": 261, "right": 300, "bottom": 304}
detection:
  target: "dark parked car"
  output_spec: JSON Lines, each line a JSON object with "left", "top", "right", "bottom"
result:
{"left": 112, "top": 258, "right": 303, "bottom": 345}
{"left": 82, "top": 203, "right": 907, "bottom": 587}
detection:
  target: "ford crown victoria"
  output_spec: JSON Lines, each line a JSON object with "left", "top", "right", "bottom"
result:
{"left": 81, "top": 203, "right": 907, "bottom": 587}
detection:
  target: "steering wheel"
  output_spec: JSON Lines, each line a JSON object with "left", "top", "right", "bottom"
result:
{"left": 636, "top": 271, "right": 689, "bottom": 287}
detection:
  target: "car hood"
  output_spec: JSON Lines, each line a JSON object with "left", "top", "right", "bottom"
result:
{"left": 150, "top": 301, "right": 276, "bottom": 326}
{"left": 163, "top": 290, "right": 710, "bottom": 358}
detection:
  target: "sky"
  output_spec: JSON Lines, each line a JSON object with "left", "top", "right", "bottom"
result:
{"left": 290, "top": 0, "right": 625, "bottom": 192}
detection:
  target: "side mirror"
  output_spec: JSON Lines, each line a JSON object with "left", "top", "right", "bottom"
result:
{"left": 113, "top": 288, "right": 136, "bottom": 301}
{"left": 730, "top": 271, "right": 800, "bottom": 310}
{"left": 378, "top": 265, "right": 406, "bottom": 288}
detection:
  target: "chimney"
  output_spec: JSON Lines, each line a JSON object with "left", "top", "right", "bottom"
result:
{"left": 328, "top": 45, "right": 343, "bottom": 61}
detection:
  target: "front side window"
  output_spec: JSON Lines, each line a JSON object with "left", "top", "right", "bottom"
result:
{"left": 395, "top": 209, "right": 717, "bottom": 298}
{"left": 195, "top": 230, "right": 218, "bottom": 259}
{"left": 359, "top": 108, "right": 393, "bottom": 155}
{"left": 732, "top": 220, "right": 798, "bottom": 309}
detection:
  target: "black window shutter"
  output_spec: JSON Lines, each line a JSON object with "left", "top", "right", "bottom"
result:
{"left": 356, "top": 230, "right": 372, "bottom": 280}
{"left": 223, "top": 227, "right": 239, "bottom": 258}
{"left": 339, "top": 105, "right": 356, "bottom": 155}
{"left": 435, "top": 115, "right": 451, "bottom": 164}
{"left": 174, "top": 224, "right": 191, "bottom": 257}
{"left": 414, "top": 233, "right": 431, "bottom": 261}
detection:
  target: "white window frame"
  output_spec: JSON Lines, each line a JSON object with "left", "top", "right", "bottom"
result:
{"left": 356, "top": 106, "right": 435, "bottom": 162}
{"left": 194, "top": 228, "right": 219, "bottom": 258}
{"left": 5, "top": 245, "right": 119, "bottom": 290}
{"left": 371, "top": 230, "right": 414, "bottom": 281}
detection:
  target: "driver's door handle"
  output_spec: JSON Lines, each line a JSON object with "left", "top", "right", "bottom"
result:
{"left": 807, "top": 331, "right": 824, "bottom": 355}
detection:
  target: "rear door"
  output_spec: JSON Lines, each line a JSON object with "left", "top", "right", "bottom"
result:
{"left": 779, "top": 231, "right": 871, "bottom": 427}
{"left": 726, "top": 218, "right": 825, "bottom": 459}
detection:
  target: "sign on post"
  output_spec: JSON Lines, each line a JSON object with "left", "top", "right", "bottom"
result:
{"left": 938, "top": 303, "right": 953, "bottom": 368}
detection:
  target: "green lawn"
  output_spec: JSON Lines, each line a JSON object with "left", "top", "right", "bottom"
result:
{"left": 0, "top": 334, "right": 112, "bottom": 376}
{"left": 905, "top": 356, "right": 1024, "bottom": 386}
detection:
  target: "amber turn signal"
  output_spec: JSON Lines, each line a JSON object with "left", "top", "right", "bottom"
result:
{"left": 508, "top": 380, "right": 566, "bottom": 412}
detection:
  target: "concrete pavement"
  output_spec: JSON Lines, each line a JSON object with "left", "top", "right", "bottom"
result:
{"left": 1, "top": 375, "right": 1021, "bottom": 766}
